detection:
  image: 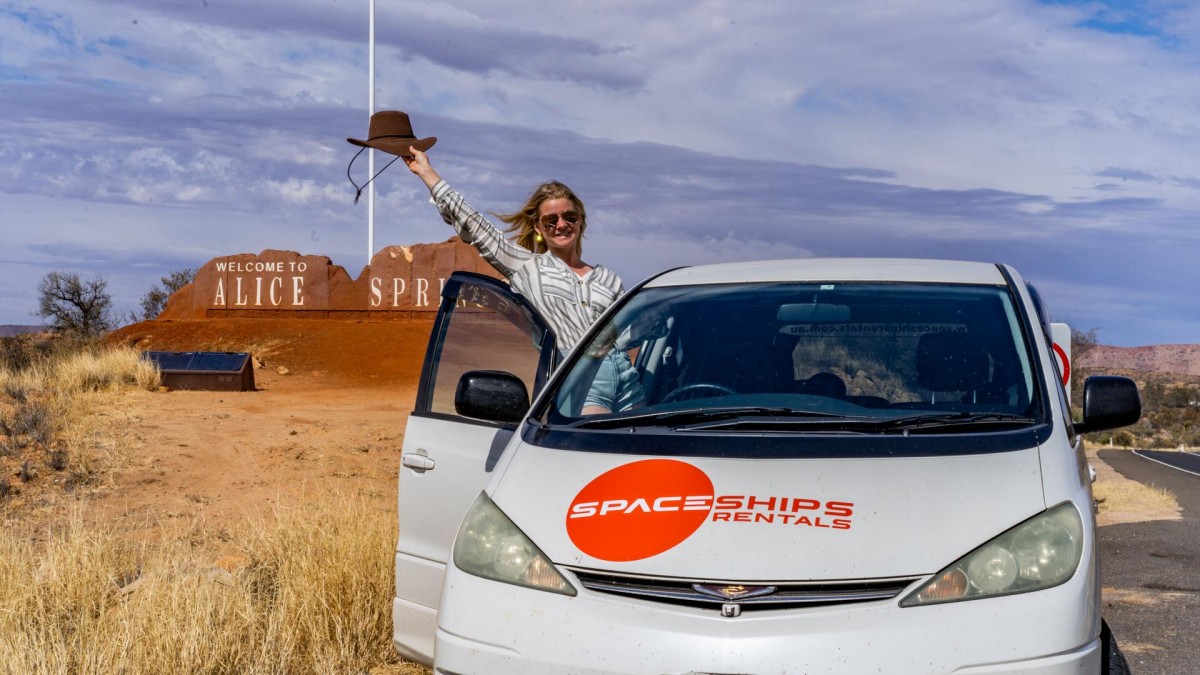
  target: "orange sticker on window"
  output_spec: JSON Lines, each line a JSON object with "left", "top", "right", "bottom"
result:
{"left": 566, "top": 459, "right": 715, "bottom": 562}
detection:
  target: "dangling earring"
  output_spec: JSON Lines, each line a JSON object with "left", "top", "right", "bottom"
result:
{"left": 534, "top": 232, "right": 543, "bottom": 244}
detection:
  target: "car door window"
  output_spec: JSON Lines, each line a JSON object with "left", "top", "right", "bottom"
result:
{"left": 420, "top": 273, "right": 555, "bottom": 418}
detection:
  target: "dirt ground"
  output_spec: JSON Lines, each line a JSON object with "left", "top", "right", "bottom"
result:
{"left": 85, "top": 318, "right": 435, "bottom": 531}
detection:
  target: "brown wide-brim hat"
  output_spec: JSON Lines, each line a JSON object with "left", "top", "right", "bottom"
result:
{"left": 347, "top": 110, "right": 437, "bottom": 157}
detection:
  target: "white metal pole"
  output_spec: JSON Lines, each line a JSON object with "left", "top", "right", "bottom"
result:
{"left": 367, "top": 0, "right": 376, "bottom": 264}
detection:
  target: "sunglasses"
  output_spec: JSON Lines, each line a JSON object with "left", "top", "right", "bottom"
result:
{"left": 539, "top": 211, "right": 580, "bottom": 227}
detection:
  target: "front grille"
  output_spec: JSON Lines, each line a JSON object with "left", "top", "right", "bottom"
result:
{"left": 567, "top": 568, "right": 921, "bottom": 612}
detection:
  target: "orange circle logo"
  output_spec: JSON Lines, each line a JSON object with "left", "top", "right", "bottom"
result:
{"left": 566, "top": 459, "right": 714, "bottom": 562}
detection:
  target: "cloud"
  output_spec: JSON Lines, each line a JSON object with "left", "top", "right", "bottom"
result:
{"left": 2, "top": 0, "right": 1200, "bottom": 346}
{"left": 1095, "top": 167, "right": 1157, "bottom": 182}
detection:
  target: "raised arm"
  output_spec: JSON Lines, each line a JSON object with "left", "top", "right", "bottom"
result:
{"left": 404, "top": 147, "right": 533, "bottom": 278}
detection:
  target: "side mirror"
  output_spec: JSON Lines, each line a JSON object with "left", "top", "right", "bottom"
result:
{"left": 455, "top": 370, "right": 530, "bottom": 424}
{"left": 1074, "top": 376, "right": 1141, "bottom": 434}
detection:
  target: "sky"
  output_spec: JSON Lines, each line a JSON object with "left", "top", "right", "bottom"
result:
{"left": 1, "top": 0, "right": 1198, "bottom": 347}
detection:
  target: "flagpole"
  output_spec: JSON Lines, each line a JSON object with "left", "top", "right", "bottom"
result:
{"left": 367, "top": 0, "right": 376, "bottom": 265}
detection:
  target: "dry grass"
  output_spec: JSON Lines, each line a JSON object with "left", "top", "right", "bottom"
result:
{"left": 0, "top": 495, "right": 404, "bottom": 674}
{"left": 0, "top": 346, "right": 160, "bottom": 494}
{"left": 1089, "top": 447, "right": 1181, "bottom": 525}
{"left": 0, "top": 342, "right": 421, "bottom": 674}
{"left": 0, "top": 346, "right": 161, "bottom": 446}
{"left": 0, "top": 346, "right": 160, "bottom": 399}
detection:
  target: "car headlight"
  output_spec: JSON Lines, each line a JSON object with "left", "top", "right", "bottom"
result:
{"left": 900, "top": 502, "right": 1083, "bottom": 607}
{"left": 453, "top": 492, "right": 577, "bottom": 596}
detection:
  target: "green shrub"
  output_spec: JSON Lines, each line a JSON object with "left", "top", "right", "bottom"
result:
{"left": 1111, "top": 430, "right": 1135, "bottom": 447}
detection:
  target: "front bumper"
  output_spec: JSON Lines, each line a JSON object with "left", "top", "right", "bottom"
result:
{"left": 433, "top": 564, "right": 1100, "bottom": 675}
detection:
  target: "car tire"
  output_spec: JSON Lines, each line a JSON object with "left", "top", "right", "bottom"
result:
{"left": 1101, "top": 619, "right": 1132, "bottom": 674}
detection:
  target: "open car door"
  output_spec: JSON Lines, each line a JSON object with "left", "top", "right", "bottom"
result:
{"left": 392, "top": 272, "right": 556, "bottom": 664}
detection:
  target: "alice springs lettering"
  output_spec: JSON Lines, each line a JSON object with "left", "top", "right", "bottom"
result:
{"left": 209, "top": 272, "right": 448, "bottom": 309}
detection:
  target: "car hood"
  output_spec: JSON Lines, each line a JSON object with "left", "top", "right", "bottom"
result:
{"left": 489, "top": 443, "right": 1047, "bottom": 580}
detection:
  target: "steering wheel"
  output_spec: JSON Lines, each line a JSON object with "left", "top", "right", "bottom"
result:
{"left": 660, "top": 382, "right": 738, "bottom": 404}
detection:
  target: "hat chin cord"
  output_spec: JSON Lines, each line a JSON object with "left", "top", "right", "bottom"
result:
{"left": 346, "top": 146, "right": 404, "bottom": 205}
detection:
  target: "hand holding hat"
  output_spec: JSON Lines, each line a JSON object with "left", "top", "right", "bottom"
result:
{"left": 402, "top": 146, "right": 442, "bottom": 190}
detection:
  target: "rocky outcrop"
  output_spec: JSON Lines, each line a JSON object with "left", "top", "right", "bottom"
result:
{"left": 1076, "top": 344, "right": 1200, "bottom": 377}
{"left": 159, "top": 237, "right": 501, "bottom": 320}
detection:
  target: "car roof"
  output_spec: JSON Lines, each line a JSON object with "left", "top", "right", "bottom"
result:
{"left": 644, "top": 258, "right": 1008, "bottom": 288}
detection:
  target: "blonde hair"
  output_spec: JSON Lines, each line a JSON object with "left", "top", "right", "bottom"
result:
{"left": 496, "top": 181, "right": 587, "bottom": 256}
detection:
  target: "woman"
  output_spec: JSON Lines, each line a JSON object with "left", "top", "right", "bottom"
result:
{"left": 403, "top": 147, "right": 642, "bottom": 413}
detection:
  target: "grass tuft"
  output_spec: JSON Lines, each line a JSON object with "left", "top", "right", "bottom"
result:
{"left": 47, "top": 448, "right": 69, "bottom": 472}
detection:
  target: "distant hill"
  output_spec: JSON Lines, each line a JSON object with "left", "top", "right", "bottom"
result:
{"left": 0, "top": 325, "right": 49, "bottom": 338}
{"left": 1077, "top": 344, "right": 1200, "bottom": 378}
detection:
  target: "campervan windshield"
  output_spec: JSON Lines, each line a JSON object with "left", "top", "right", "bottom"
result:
{"left": 547, "top": 282, "right": 1042, "bottom": 429}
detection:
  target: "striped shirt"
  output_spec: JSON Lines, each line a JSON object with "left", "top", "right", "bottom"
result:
{"left": 429, "top": 180, "right": 625, "bottom": 351}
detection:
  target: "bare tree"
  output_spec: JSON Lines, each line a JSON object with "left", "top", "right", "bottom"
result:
{"left": 36, "top": 272, "right": 114, "bottom": 336}
{"left": 133, "top": 268, "right": 197, "bottom": 322}
{"left": 1071, "top": 327, "right": 1100, "bottom": 361}
{"left": 1069, "top": 327, "right": 1101, "bottom": 407}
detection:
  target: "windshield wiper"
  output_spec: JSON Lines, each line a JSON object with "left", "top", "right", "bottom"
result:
{"left": 683, "top": 411, "right": 1039, "bottom": 433}
{"left": 871, "top": 412, "right": 1037, "bottom": 434}
{"left": 566, "top": 406, "right": 844, "bottom": 430}
{"left": 566, "top": 408, "right": 1036, "bottom": 433}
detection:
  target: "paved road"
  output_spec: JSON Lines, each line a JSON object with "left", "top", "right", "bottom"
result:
{"left": 1133, "top": 449, "right": 1200, "bottom": 477}
{"left": 1098, "top": 449, "right": 1200, "bottom": 675}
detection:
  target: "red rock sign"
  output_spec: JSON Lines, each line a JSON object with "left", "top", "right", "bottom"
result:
{"left": 159, "top": 237, "right": 502, "bottom": 320}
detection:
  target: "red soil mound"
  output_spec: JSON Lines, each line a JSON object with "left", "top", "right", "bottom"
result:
{"left": 108, "top": 318, "right": 436, "bottom": 388}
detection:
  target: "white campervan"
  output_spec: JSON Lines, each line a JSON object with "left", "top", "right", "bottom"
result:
{"left": 393, "top": 258, "right": 1140, "bottom": 674}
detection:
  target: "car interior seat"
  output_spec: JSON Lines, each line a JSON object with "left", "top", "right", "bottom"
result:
{"left": 799, "top": 371, "right": 847, "bottom": 398}
{"left": 685, "top": 316, "right": 777, "bottom": 395}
